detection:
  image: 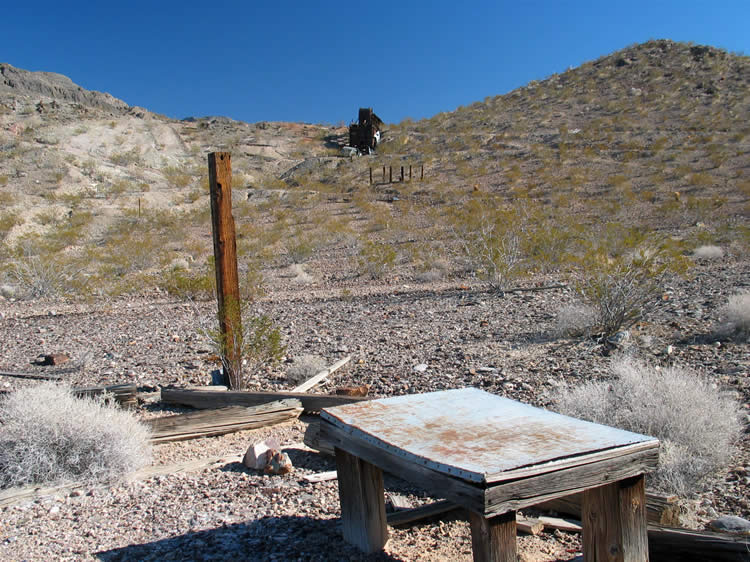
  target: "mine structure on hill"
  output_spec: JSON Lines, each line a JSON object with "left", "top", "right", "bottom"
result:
{"left": 347, "top": 108, "right": 383, "bottom": 155}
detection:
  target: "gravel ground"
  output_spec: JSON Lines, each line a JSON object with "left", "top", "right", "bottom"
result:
{"left": 0, "top": 257, "right": 748, "bottom": 560}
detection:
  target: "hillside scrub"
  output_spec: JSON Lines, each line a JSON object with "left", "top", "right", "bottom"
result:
{"left": 553, "top": 357, "right": 741, "bottom": 496}
{"left": 0, "top": 383, "right": 151, "bottom": 488}
{"left": 715, "top": 291, "right": 750, "bottom": 342}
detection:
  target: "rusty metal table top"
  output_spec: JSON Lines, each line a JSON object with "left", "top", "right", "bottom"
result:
{"left": 321, "top": 388, "right": 658, "bottom": 484}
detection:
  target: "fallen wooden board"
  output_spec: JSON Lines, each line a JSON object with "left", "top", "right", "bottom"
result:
{"left": 647, "top": 524, "right": 750, "bottom": 561}
{"left": 537, "top": 515, "right": 583, "bottom": 533}
{"left": 303, "top": 470, "right": 338, "bottom": 483}
{"left": 536, "top": 490, "right": 680, "bottom": 526}
{"left": 73, "top": 383, "right": 137, "bottom": 408}
{"left": 146, "top": 400, "right": 303, "bottom": 443}
{"left": 0, "top": 454, "right": 243, "bottom": 508}
{"left": 292, "top": 355, "right": 351, "bottom": 393}
{"left": 162, "top": 387, "right": 369, "bottom": 414}
{"left": 386, "top": 499, "right": 462, "bottom": 527}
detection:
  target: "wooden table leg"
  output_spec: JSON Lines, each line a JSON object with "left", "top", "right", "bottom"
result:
{"left": 334, "top": 447, "right": 389, "bottom": 553}
{"left": 582, "top": 474, "right": 649, "bottom": 562}
{"left": 469, "top": 510, "right": 517, "bottom": 562}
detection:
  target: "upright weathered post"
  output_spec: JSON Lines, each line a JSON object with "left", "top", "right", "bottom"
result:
{"left": 400, "top": 166, "right": 404, "bottom": 182}
{"left": 389, "top": 166, "right": 392, "bottom": 183}
{"left": 382, "top": 166, "right": 385, "bottom": 182}
{"left": 208, "top": 152, "right": 242, "bottom": 389}
{"left": 421, "top": 164, "right": 424, "bottom": 180}
{"left": 409, "top": 165, "right": 412, "bottom": 181}
{"left": 369, "top": 167, "right": 373, "bottom": 185}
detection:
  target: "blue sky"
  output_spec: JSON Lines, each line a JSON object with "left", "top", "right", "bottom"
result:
{"left": 3, "top": 1, "right": 748, "bottom": 125}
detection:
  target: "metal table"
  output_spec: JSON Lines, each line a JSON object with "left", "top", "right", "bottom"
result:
{"left": 321, "top": 388, "right": 659, "bottom": 561}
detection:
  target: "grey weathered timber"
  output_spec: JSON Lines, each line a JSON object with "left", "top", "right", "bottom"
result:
{"left": 303, "top": 421, "right": 335, "bottom": 456}
{"left": 146, "top": 400, "right": 302, "bottom": 443}
{"left": 536, "top": 490, "right": 679, "bottom": 526}
{"left": 334, "top": 447, "right": 389, "bottom": 553}
{"left": 72, "top": 383, "right": 138, "bottom": 408}
{"left": 469, "top": 511, "right": 517, "bottom": 562}
{"left": 161, "top": 387, "right": 369, "bottom": 413}
{"left": 582, "top": 475, "right": 649, "bottom": 562}
{"left": 387, "top": 499, "right": 462, "bottom": 527}
{"left": 646, "top": 524, "right": 750, "bottom": 561}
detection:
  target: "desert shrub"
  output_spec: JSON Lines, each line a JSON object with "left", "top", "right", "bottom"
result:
{"left": 160, "top": 267, "right": 215, "bottom": 301}
{"left": 573, "top": 227, "right": 688, "bottom": 337}
{"left": 553, "top": 357, "right": 740, "bottom": 496}
{"left": 691, "top": 245, "right": 724, "bottom": 260}
{"left": 6, "top": 252, "right": 84, "bottom": 299}
{"left": 450, "top": 199, "right": 527, "bottom": 291}
{"left": 0, "top": 383, "right": 151, "bottom": 488}
{"left": 197, "top": 301, "right": 285, "bottom": 390}
{"left": 553, "top": 303, "right": 597, "bottom": 338}
{"left": 357, "top": 240, "right": 397, "bottom": 279}
{"left": 715, "top": 291, "right": 750, "bottom": 341}
{"left": 287, "top": 354, "right": 327, "bottom": 385}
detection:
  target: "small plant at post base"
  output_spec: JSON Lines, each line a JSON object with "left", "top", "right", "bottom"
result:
{"left": 199, "top": 297, "right": 285, "bottom": 390}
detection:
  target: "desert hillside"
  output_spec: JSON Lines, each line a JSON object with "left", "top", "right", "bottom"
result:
{"left": 0, "top": 40, "right": 748, "bottom": 561}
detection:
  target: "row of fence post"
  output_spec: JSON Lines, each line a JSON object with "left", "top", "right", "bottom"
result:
{"left": 369, "top": 164, "right": 424, "bottom": 185}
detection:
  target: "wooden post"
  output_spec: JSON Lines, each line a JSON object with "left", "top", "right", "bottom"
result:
{"left": 400, "top": 166, "right": 404, "bottom": 182}
{"left": 207, "top": 152, "right": 242, "bottom": 389}
{"left": 334, "top": 447, "right": 389, "bottom": 553}
{"left": 369, "top": 167, "right": 372, "bottom": 185}
{"left": 421, "top": 164, "right": 424, "bottom": 180}
{"left": 389, "top": 166, "right": 392, "bottom": 183}
{"left": 382, "top": 166, "right": 385, "bottom": 182}
{"left": 409, "top": 165, "right": 412, "bottom": 180}
{"left": 469, "top": 511, "right": 517, "bottom": 562}
{"left": 582, "top": 475, "right": 649, "bottom": 562}
{"left": 138, "top": 198, "right": 141, "bottom": 217}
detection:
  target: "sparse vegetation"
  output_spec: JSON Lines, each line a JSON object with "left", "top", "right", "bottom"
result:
{"left": 0, "top": 383, "right": 151, "bottom": 488}
{"left": 286, "top": 354, "right": 327, "bottom": 385}
{"left": 554, "top": 357, "right": 741, "bottom": 496}
{"left": 715, "top": 291, "right": 750, "bottom": 341}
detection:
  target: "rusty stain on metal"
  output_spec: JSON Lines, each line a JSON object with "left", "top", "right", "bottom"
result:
{"left": 321, "top": 388, "right": 658, "bottom": 484}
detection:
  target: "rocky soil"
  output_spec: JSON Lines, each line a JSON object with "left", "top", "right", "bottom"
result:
{"left": 0, "top": 255, "right": 748, "bottom": 561}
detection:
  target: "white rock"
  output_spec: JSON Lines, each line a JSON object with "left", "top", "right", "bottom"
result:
{"left": 413, "top": 363, "right": 428, "bottom": 372}
{"left": 243, "top": 438, "right": 280, "bottom": 470}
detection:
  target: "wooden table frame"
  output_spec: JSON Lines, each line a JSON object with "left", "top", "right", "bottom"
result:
{"left": 320, "top": 390, "right": 658, "bottom": 561}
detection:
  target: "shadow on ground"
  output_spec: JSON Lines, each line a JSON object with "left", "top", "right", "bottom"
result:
{"left": 96, "top": 514, "right": 402, "bottom": 561}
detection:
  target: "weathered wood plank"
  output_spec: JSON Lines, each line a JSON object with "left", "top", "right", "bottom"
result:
{"left": 146, "top": 400, "right": 302, "bottom": 443}
{"left": 335, "top": 447, "right": 389, "bottom": 554}
{"left": 162, "top": 387, "right": 369, "bottom": 413}
{"left": 291, "top": 355, "right": 351, "bottom": 393}
{"left": 303, "top": 470, "right": 338, "bottom": 483}
{"left": 469, "top": 510, "right": 517, "bottom": 562}
{"left": 387, "top": 499, "right": 462, "bottom": 527}
{"left": 582, "top": 475, "right": 649, "bottom": 562}
{"left": 484, "top": 448, "right": 659, "bottom": 516}
{"left": 73, "top": 383, "right": 138, "bottom": 408}
{"left": 646, "top": 524, "right": 750, "bottom": 561}
{"left": 536, "top": 490, "right": 679, "bottom": 526}
{"left": 538, "top": 515, "right": 583, "bottom": 533}
{"left": 303, "top": 420, "right": 335, "bottom": 456}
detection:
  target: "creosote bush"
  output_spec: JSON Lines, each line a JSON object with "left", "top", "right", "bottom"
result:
{"left": 554, "top": 357, "right": 740, "bottom": 496}
{"left": 692, "top": 245, "right": 724, "bottom": 260}
{"left": 0, "top": 383, "right": 151, "bottom": 488}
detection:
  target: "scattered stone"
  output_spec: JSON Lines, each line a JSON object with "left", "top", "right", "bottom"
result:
{"left": 264, "top": 450, "right": 293, "bottom": 475}
{"left": 37, "top": 353, "right": 69, "bottom": 366}
{"left": 413, "top": 364, "right": 428, "bottom": 373}
{"left": 243, "top": 438, "right": 280, "bottom": 470}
